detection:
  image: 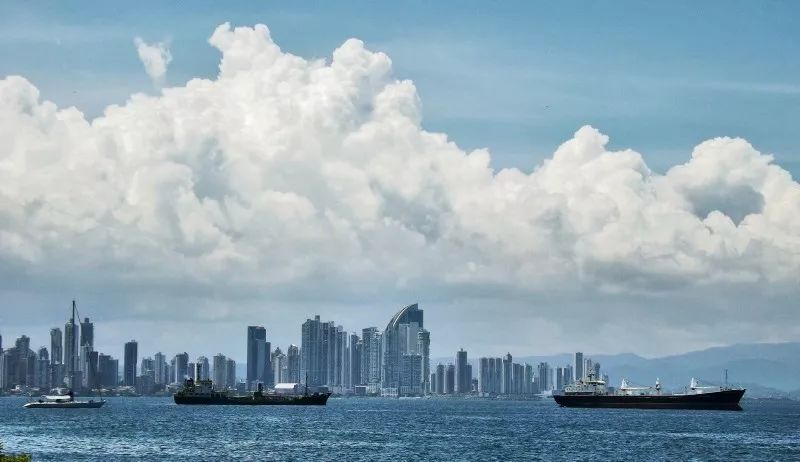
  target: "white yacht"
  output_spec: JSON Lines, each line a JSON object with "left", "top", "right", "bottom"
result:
{"left": 24, "top": 391, "right": 105, "bottom": 409}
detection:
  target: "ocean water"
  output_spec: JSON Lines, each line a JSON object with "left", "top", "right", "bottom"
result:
{"left": 1, "top": 397, "right": 798, "bottom": 461}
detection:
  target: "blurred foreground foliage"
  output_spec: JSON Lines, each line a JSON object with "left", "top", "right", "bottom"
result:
{"left": 0, "top": 441, "right": 32, "bottom": 462}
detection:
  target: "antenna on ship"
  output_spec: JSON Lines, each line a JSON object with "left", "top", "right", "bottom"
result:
{"left": 724, "top": 369, "right": 728, "bottom": 387}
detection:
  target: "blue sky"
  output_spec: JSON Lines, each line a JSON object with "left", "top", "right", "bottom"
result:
{"left": 1, "top": 1, "right": 798, "bottom": 175}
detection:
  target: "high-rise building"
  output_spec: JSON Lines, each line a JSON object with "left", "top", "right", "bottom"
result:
{"left": 123, "top": 340, "right": 138, "bottom": 387}
{"left": 141, "top": 357, "right": 155, "bottom": 378}
{"left": 50, "top": 328, "right": 63, "bottom": 365}
{"left": 247, "top": 326, "right": 267, "bottom": 390}
{"left": 80, "top": 317, "right": 94, "bottom": 348}
{"left": 174, "top": 352, "right": 189, "bottom": 383}
{"left": 301, "top": 316, "right": 347, "bottom": 389}
{"left": 196, "top": 356, "right": 210, "bottom": 381}
{"left": 98, "top": 353, "right": 117, "bottom": 387}
{"left": 225, "top": 358, "right": 236, "bottom": 389}
{"left": 501, "top": 353, "right": 513, "bottom": 394}
{"left": 455, "top": 349, "right": 470, "bottom": 394}
{"left": 154, "top": 352, "right": 167, "bottom": 385}
{"left": 417, "top": 330, "right": 430, "bottom": 394}
{"left": 381, "top": 303, "right": 426, "bottom": 396}
{"left": 574, "top": 352, "right": 584, "bottom": 382}
{"left": 435, "top": 364, "right": 445, "bottom": 394}
{"left": 187, "top": 362, "right": 196, "bottom": 380}
{"left": 444, "top": 364, "right": 455, "bottom": 394}
{"left": 213, "top": 354, "right": 227, "bottom": 389}
{"left": 287, "top": 344, "right": 300, "bottom": 383}
{"left": 85, "top": 350, "right": 99, "bottom": 390}
{"left": 524, "top": 364, "right": 534, "bottom": 394}
{"left": 537, "top": 362, "right": 551, "bottom": 392}
{"left": 64, "top": 304, "right": 80, "bottom": 388}
{"left": 361, "top": 327, "right": 382, "bottom": 391}
{"left": 272, "top": 348, "right": 287, "bottom": 384}
{"left": 349, "top": 335, "right": 362, "bottom": 389}
{"left": 34, "top": 347, "right": 50, "bottom": 390}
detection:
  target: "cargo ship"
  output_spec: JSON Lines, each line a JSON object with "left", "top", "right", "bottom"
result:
{"left": 173, "top": 378, "right": 331, "bottom": 405}
{"left": 552, "top": 374, "right": 745, "bottom": 410}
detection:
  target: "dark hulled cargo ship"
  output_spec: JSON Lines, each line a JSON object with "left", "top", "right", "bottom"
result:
{"left": 174, "top": 379, "right": 331, "bottom": 406}
{"left": 553, "top": 375, "right": 745, "bottom": 410}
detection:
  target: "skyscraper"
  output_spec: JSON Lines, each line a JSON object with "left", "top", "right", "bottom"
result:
{"left": 272, "top": 348, "right": 287, "bottom": 384}
{"left": 349, "top": 334, "right": 362, "bottom": 388}
{"left": 435, "top": 363, "right": 445, "bottom": 394}
{"left": 444, "top": 364, "right": 455, "bottom": 394}
{"left": 247, "top": 326, "right": 267, "bottom": 390}
{"left": 537, "top": 362, "right": 551, "bottom": 392}
{"left": 225, "top": 358, "right": 236, "bottom": 389}
{"left": 80, "top": 317, "right": 94, "bottom": 348}
{"left": 502, "top": 353, "right": 513, "bottom": 394}
{"left": 196, "top": 356, "right": 210, "bottom": 380}
{"left": 123, "top": 340, "right": 137, "bottom": 387}
{"left": 287, "top": 344, "right": 300, "bottom": 383}
{"left": 174, "top": 352, "right": 189, "bottom": 382}
{"left": 301, "top": 316, "right": 324, "bottom": 386}
{"left": 50, "top": 328, "right": 63, "bottom": 365}
{"left": 213, "top": 354, "right": 227, "bottom": 389}
{"left": 64, "top": 303, "right": 80, "bottom": 388}
{"left": 417, "top": 330, "right": 430, "bottom": 394}
{"left": 381, "top": 303, "right": 425, "bottom": 396}
{"left": 361, "top": 327, "right": 382, "bottom": 392}
{"left": 455, "top": 349, "right": 469, "bottom": 394}
{"left": 154, "top": 352, "right": 167, "bottom": 385}
{"left": 574, "top": 352, "right": 584, "bottom": 382}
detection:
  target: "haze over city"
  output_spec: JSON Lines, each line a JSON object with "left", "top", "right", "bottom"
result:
{"left": 1, "top": 1, "right": 799, "bottom": 363}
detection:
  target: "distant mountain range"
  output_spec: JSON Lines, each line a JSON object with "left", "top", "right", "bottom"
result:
{"left": 434, "top": 342, "right": 800, "bottom": 398}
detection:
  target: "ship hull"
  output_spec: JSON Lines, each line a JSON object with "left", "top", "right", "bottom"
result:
{"left": 24, "top": 400, "right": 105, "bottom": 409}
{"left": 174, "top": 393, "right": 331, "bottom": 406}
{"left": 553, "top": 389, "right": 745, "bottom": 410}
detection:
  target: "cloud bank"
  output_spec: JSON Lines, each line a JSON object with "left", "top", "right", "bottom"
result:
{"left": 134, "top": 37, "right": 172, "bottom": 83}
{"left": 1, "top": 23, "right": 798, "bottom": 355}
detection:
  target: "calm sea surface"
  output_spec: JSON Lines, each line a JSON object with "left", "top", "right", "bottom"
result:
{"left": 1, "top": 397, "right": 798, "bottom": 461}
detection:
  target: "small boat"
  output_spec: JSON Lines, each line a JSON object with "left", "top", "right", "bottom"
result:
{"left": 24, "top": 390, "right": 106, "bottom": 409}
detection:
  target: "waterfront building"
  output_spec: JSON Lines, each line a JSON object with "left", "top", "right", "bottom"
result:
{"left": 196, "top": 356, "right": 210, "bottom": 381}
{"left": 400, "top": 354, "right": 423, "bottom": 395}
{"left": 98, "top": 353, "right": 117, "bottom": 387}
{"left": 272, "top": 348, "right": 287, "bottom": 384}
{"left": 154, "top": 352, "right": 167, "bottom": 385}
{"left": 593, "top": 362, "right": 601, "bottom": 379}
{"left": 50, "top": 328, "right": 63, "bottom": 365}
{"left": 34, "top": 347, "right": 50, "bottom": 390}
{"left": 501, "top": 353, "right": 513, "bottom": 394}
{"left": 225, "top": 358, "right": 236, "bottom": 388}
{"left": 585, "top": 359, "right": 594, "bottom": 379}
{"left": 524, "top": 364, "right": 534, "bottom": 394}
{"left": 0, "top": 336, "right": 35, "bottom": 390}
{"left": 301, "top": 316, "right": 323, "bottom": 386}
{"left": 417, "top": 330, "right": 430, "bottom": 394}
{"left": 213, "top": 354, "right": 227, "bottom": 389}
{"left": 361, "top": 327, "right": 382, "bottom": 392}
{"left": 537, "top": 362, "right": 551, "bottom": 392}
{"left": 123, "top": 340, "right": 138, "bottom": 386}
{"left": 444, "top": 364, "right": 455, "bottom": 394}
{"left": 187, "top": 362, "right": 196, "bottom": 380}
{"left": 574, "top": 352, "right": 584, "bottom": 382}
{"left": 435, "top": 363, "right": 445, "bottom": 394}
{"left": 381, "top": 303, "right": 427, "bottom": 397}
{"left": 174, "top": 352, "right": 189, "bottom": 383}
{"left": 246, "top": 326, "right": 267, "bottom": 390}
{"left": 455, "top": 349, "right": 469, "bottom": 394}
{"left": 64, "top": 312, "right": 79, "bottom": 388}
{"left": 349, "top": 334, "right": 362, "bottom": 388}
{"left": 84, "top": 350, "right": 99, "bottom": 389}
{"left": 80, "top": 317, "right": 94, "bottom": 349}
{"left": 287, "top": 344, "right": 300, "bottom": 383}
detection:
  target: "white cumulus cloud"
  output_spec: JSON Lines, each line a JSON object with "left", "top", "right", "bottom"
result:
{"left": 1, "top": 23, "right": 799, "bottom": 355}
{"left": 134, "top": 37, "right": 172, "bottom": 83}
